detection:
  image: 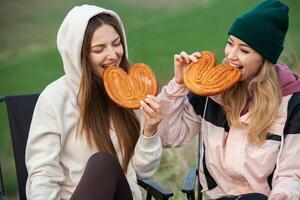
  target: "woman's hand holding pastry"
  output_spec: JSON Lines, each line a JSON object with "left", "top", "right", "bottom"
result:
{"left": 140, "top": 95, "right": 165, "bottom": 137}
{"left": 174, "top": 51, "right": 201, "bottom": 84}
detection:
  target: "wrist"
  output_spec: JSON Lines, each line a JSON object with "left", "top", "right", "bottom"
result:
{"left": 143, "top": 127, "right": 158, "bottom": 137}
{"left": 175, "top": 77, "right": 183, "bottom": 84}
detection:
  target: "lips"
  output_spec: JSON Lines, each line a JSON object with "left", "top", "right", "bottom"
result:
{"left": 228, "top": 62, "right": 243, "bottom": 70}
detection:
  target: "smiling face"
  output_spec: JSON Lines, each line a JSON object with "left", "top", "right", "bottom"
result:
{"left": 225, "top": 35, "right": 264, "bottom": 82}
{"left": 89, "top": 23, "right": 124, "bottom": 77}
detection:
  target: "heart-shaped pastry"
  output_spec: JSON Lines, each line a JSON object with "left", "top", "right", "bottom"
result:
{"left": 183, "top": 51, "right": 241, "bottom": 96}
{"left": 103, "top": 63, "right": 158, "bottom": 109}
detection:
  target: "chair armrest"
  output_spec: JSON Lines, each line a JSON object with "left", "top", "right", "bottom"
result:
{"left": 138, "top": 178, "right": 173, "bottom": 200}
{"left": 181, "top": 168, "right": 198, "bottom": 199}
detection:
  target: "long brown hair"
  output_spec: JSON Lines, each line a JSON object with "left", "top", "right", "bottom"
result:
{"left": 222, "top": 60, "right": 282, "bottom": 146}
{"left": 78, "top": 13, "right": 140, "bottom": 172}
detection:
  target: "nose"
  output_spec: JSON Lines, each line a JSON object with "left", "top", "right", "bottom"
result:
{"left": 227, "top": 48, "right": 238, "bottom": 61}
{"left": 106, "top": 46, "right": 118, "bottom": 59}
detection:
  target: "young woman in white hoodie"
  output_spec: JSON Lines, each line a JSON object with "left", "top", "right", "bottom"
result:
{"left": 25, "top": 5, "right": 164, "bottom": 200}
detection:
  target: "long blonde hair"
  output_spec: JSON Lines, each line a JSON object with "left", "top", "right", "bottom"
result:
{"left": 222, "top": 60, "right": 282, "bottom": 145}
{"left": 78, "top": 14, "right": 140, "bottom": 172}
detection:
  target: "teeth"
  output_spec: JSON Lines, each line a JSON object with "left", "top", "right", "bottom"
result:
{"left": 102, "top": 64, "right": 116, "bottom": 68}
{"left": 228, "top": 62, "right": 243, "bottom": 69}
{"left": 228, "top": 63, "right": 238, "bottom": 67}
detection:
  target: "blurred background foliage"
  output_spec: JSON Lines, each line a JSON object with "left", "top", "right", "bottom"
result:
{"left": 0, "top": 0, "right": 299, "bottom": 199}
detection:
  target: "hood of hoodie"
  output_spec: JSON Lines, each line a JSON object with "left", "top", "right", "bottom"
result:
{"left": 57, "top": 4, "right": 128, "bottom": 94}
{"left": 240, "top": 62, "right": 300, "bottom": 116}
{"left": 276, "top": 62, "right": 300, "bottom": 96}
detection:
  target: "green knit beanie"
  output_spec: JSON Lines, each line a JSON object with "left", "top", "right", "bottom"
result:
{"left": 228, "top": 0, "right": 289, "bottom": 64}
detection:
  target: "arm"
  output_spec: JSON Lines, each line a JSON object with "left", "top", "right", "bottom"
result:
{"left": 132, "top": 131, "right": 162, "bottom": 179}
{"left": 269, "top": 103, "right": 300, "bottom": 200}
{"left": 131, "top": 99, "right": 163, "bottom": 178}
{"left": 25, "top": 95, "right": 64, "bottom": 200}
{"left": 157, "top": 78, "right": 202, "bottom": 147}
{"left": 157, "top": 51, "right": 203, "bottom": 147}
{"left": 269, "top": 134, "right": 300, "bottom": 200}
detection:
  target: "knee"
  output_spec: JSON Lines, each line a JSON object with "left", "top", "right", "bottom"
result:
{"left": 86, "top": 152, "right": 121, "bottom": 173}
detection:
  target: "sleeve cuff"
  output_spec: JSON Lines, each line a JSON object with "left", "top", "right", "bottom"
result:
{"left": 170, "top": 77, "right": 187, "bottom": 89}
{"left": 271, "top": 180, "right": 300, "bottom": 200}
{"left": 138, "top": 133, "right": 161, "bottom": 150}
{"left": 163, "top": 77, "right": 190, "bottom": 97}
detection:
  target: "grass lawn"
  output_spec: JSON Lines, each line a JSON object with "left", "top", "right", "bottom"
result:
{"left": 0, "top": 0, "right": 299, "bottom": 199}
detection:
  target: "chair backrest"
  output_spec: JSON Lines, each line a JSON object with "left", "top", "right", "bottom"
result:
{"left": 0, "top": 94, "right": 39, "bottom": 200}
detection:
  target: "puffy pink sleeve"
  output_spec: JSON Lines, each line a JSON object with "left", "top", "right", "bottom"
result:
{"left": 157, "top": 78, "right": 202, "bottom": 147}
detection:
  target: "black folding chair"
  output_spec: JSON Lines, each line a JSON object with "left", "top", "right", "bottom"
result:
{"left": 180, "top": 128, "right": 204, "bottom": 199}
{"left": 0, "top": 94, "right": 173, "bottom": 200}
{"left": 181, "top": 104, "right": 204, "bottom": 200}
{"left": 182, "top": 168, "right": 202, "bottom": 200}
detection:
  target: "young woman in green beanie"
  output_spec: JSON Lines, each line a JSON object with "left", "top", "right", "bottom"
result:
{"left": 155, "top": 0, "right": 300, "bottom": 199}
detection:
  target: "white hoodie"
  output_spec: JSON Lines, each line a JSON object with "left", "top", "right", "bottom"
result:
{"left": 25, "top": 5, "right": 162, "bottom": 200}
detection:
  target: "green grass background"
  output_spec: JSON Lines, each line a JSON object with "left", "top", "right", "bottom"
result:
{"left": 0, "top": 0, "right": 299, "bottom": 199}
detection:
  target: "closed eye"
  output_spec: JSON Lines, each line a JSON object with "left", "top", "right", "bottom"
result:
{"left": 112, "top": 39, "right": 121, "bottom": 46}
{"left": 227, "top": 41, "right": 233, "bottom": 46}
{"left": 91, "top": 48, "right": 104, "bottom": 54}
{"left": 241, "top": 49, "right": 249, "bottom": 54}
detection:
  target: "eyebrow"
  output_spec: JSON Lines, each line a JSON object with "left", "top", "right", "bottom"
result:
{"left": 91, "top": 36, "right": 121, "bottom": 48}
{"left": 228, "top": 37, "right": 250, "bottom": 48}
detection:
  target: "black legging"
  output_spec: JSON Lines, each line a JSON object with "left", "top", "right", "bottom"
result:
{"left": 70, "top": 152, "right": 133, "bottom": 200}
{"left": 217, "top": 193, "right": 268, "bottom": 200}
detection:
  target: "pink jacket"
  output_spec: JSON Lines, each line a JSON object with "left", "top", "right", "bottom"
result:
{"left": 158, "top": 63, "right": 300, "bottom": 200}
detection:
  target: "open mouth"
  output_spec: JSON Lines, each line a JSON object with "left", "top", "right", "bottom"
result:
{"left": 102, "top": 63, "right": 117, "bottom": 69}
{"left": 228, "top": 62, "right": 243, "bottom": 70}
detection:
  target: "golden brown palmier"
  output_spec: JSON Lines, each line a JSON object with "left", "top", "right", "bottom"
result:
{"left": 103, "top": 63, "right": 158, "bottom": 109}
{"left": 183, "top": 51, "right": 241, "bottom": 96}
